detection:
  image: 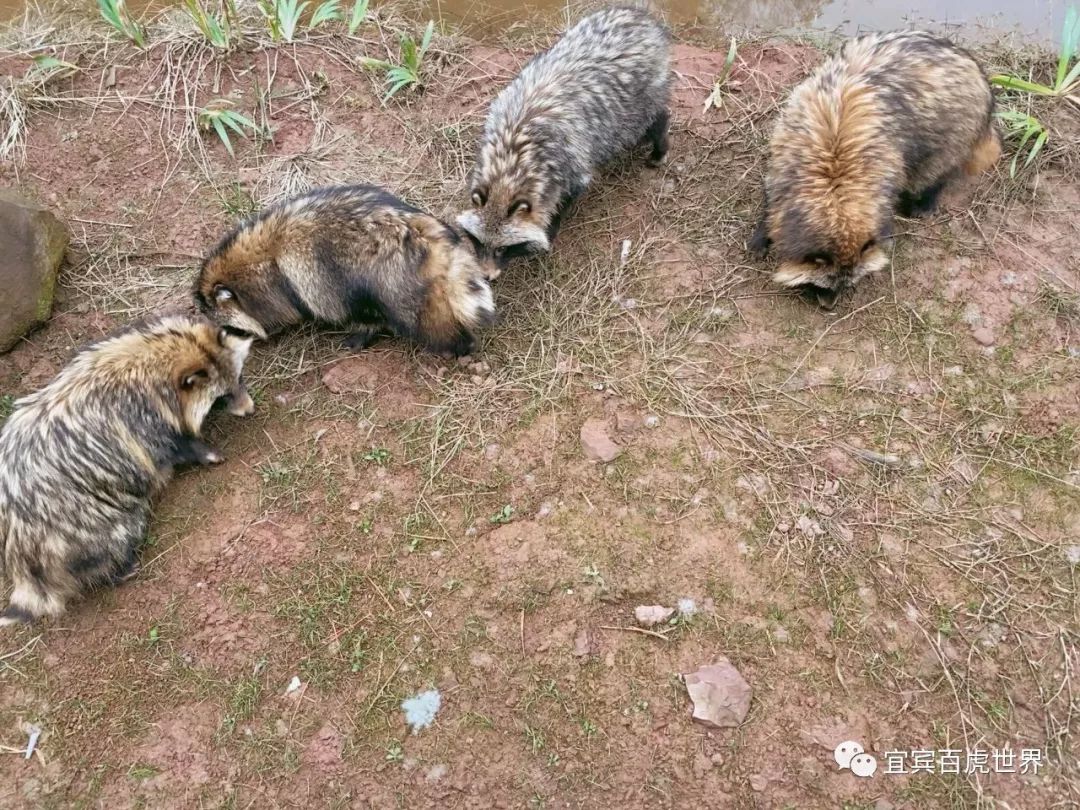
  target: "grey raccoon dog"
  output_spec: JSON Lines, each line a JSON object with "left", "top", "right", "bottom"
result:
{"left": 456, "top": 6, "right": 672, "bottom": 277}
{"left": 0, "top": 314, "right": 254, "bottom": 626}
{"left": 749, "top": 30, "right": 1000, "bottom": 308}
{"left": 195, "top": 185, "right": 496, "bottom": 357}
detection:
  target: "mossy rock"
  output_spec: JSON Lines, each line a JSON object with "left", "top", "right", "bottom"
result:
{"left": 0, "top": 189, "right": 68, "bottom": 353}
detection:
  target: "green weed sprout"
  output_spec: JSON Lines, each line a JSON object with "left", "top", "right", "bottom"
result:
{"left": 996, "top": 109, "right": 1048, "bottom": 176}
{"left": 990, "top": 7, "right": 1079, "bottom": 175}
{"left": 991, "top": 7, "right": 1079, "bottom": 98}
{"left": 97, "top": 0, "right": 146, "bottom": 47}
{"left": 703, "top": 37, "right": 737, "bottom": 113}
{"left": 198, "top": 101, "right": 259, "bottom": 156}
{"left": 183, "top": 0, "right": 237, "bottom": 50}
{"left": 360, "top": 20, "right": 435, "bottom": 102}
{"left": 309, "top": 0, "right": 343, "bottom": 29}
{"left": 257, "top": 0, "right": 304, "bottom": 42}
{"left": 348, "top": 0, "right": 369, "bottom": 35}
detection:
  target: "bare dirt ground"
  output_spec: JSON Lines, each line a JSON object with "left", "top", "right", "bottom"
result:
{"left": 1, "top": 3, "right": 1078, "bottom": 808}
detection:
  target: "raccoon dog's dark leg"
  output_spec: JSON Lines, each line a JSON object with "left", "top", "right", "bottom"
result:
{"left": 545, "top": 206, "right": 567, "bottom": 245}
{"left": 644, "top": 110, "right": 671, "bottom": 166}
{"left": 749, "top": 196, "right": 771, "bottom": 257}
{"left": 173, "top": 435, "right": 225, "bottom": 466}
{"left": 109, "top": 544, "right": 141, "bottom": 586}
{"left": 897, "top": 180, "right": 946, "bottom": 217}
{"left": 546, "top": 188, "right": 584, "bottom": 245}
{"left": 343, "top": 325, "right": 393, "bottom": 352}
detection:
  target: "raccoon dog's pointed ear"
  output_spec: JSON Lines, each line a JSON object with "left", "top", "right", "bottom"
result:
{"left": 180, "top": 367, "right": 210, "bottom": 390}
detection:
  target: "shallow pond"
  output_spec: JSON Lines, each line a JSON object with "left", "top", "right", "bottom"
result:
{"left": 0, "top": 0, "right": 1069, "bottom": 45}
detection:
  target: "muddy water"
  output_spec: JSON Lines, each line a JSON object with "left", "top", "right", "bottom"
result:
{"left": 0, "top": 0, "right": 1069, "bottom": 44}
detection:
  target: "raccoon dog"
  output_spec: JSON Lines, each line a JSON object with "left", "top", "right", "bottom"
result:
{"left": 750, "top": 30, "right": 1000, "bottom": 308}
{"left": 456, "top": 6, "right": 672, "bottom": 277}
{"left": 0, "top": 315, "right": 254, "bottom": 625}
{"left": 196, "top": 185, "right": 496, "bottom": 356}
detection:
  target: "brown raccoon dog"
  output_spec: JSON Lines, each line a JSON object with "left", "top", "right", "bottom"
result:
{"left": 195, "top": 185, "right": 496, "bottom": 356}
{"left": 750, "top": 30, "right": 1000, "bottom": 308}
{"left": 0, "top": 314, "right": 254, "bottom": 626}
{"left": 456, "top": 6, "right": 671, "bottom": 277}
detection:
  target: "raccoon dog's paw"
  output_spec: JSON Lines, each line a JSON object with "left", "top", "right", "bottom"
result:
{"left": 192, "top": 437, "right": 225, "bottom": 465}
{"left": 343, "top": 326, "right": 390, "bottom": 352}
{"left": 174, "top": 436, "right": 225, "bottom": 466}
{"left": 111, "top": 560, "right": 141, "bottom": 585}
{"left": 748, "top": 220, "right": 771, "bottom": 258}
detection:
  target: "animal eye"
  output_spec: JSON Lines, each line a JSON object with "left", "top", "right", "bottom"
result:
{"left": 214, "top": 285, "right": 234, "bottom": 303}
{"left": 805, "top": 252, "right": 832, "bottom": 266}
{"left": 509, "top": 200, "right": 531, "bottom": 217}
{"left": 862, "top": 239, "right": 876, "bottom": 252}
{"left": 471, "top": 189, "right": 487, "bottom": 207}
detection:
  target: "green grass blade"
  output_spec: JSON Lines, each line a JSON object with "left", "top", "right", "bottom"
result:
{"left": 32, "top": 55, "right": 76, "bottom": 73}
{"left": 999, "top": 109, "right": 1039, "bottom": 128}
{"left": 348, "top": 0, "right": 368, "bottom": 35}
{"left": 419, "top": 19, "right": 434, "bottom": 54}
{"left": 1024, "top": 129, "right": 1049, "bottom": 166}
{"left": 98, "top": 0, "right": 122, "bottom": 30}
{"left": 275, "top": 0, "right": 305, "bottom": 41}
{"left": 990, "top": 75, "right": 1055, "bottom": 94}
{"left": 207, "top": 16, "right": 226, "bottom": 47}
{"left": 211, "top": 115, "right": 235, "bottom": 156}
{"left": 309, "top": 0, "right": 342, "bottom": 29}
{"left": 400, "top": 35, "right": 417, "bottom": 68}
{"left": 1059, "top": 59, "right": 1080, "bottom": 92}
{"left": 1058, "top": 6, "right": 1079, "bottom": 87}
{"left": 223, "top": 110, "right": 257, "bottom": 132}
{"left": 718, "top": 36, "right": 737, "bottom": 83}
{"left": 383, "top": 77, "right": 413, "bottom": 101}
{"left": 1014, "top": 125, "right": 1037, "bottom": 151}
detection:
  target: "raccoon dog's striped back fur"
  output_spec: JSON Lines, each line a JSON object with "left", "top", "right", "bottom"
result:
{"left": 456, "top": 6, "right": 671, "bottom": 275}
{"left": 195, "top": 185, "right": 496, "bottom": 356}
{"left": 0, "top": 315, "right": 254, "bottom": 626}
{"left": 750, "top": 30, "right": 1000, "bottom": 307}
